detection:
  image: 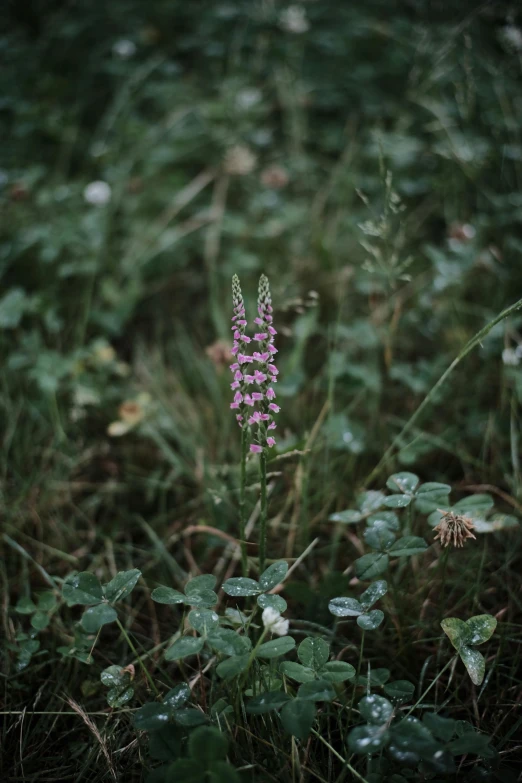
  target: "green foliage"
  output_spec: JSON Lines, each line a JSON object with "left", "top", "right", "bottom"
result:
{"left": 441, "top": 614, "right": 497, "bottom": 685}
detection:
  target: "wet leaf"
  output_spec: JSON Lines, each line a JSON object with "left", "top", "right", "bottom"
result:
{"left": 280, "top": 661, "right": 315, "bottom": 683}
{"left": 259, "top": 561, "right": 288, "bottom": 591}
{"left": 62, "top": 573, "right": 103, "bottom": 606}
{"left": 165, "top": 636, "right": 204, "bottom": 661}
{"left": 320, "top": 660, "right": 355, "bottom": 682}
{"left": 188, "top": 609, "right": 219, "bottom": 636}
{"left": 355, "top": 553, "right": 389, "bottom": 580}
{"left": 367, "top": 511, "right": 400, "bottom": 530}
{"left": 328, "top": 509, "right": 363, "bottom": 524}
{"left": 386, "top": 472, "right": 419, "bottom": 494}
{"left": 383, "top": 680, "right": 415, "bottom": 704}
{"left": 359, "top": 694, "right": 394, "bottom": 724}
{"left": 163, "top": 683, "right": 190, "bottom": 710}
{"left": 364, "top": 522, "right": 396, "bottom": 551}
{"left": 388, "top": 536, "right": 427, "bottom": 557}
{"left": 134, "top": 702, "right": 171, "bottom": 731}
{"left": 216, "top": 653, "right": 250, "bottom": 680}
{"left": 207, "top": 628, "right": 251, "bottom": 656}
{"left": 423, "top": 713, "right": 456, "bottom": 742}
{"left": 459, "top": 645, "right": 485, "bottom": 686}
{"left": 384, "top": 494, "right": 412, "bottom": 509}
{"left": 298, "top": 637, "right": 330, "bottom": 670}
{"left": 151, "top": 587, "right": 185, "bottom": 605}
{"left": 328, "top": 596, "right": 363, "bottom": 617}
{"left": 465, "top": 614, "right": 497, "bottom": 645}
{"left": 359, "top": 580, "right": 388, "bottom": 609}
{"left": 104, "top": 569, "right": 141, "bottom": 603}
{"left": 348, "top": 724, "right": 390, "bottom": 754}
{"left": 81, "top": 604, "right": 117, "bottom": 633}
{"left": 257, "top": 636, "right": 295, "bottom": 659}
{"left": 357, "top": 609, "right": 384, "bottom": 630}
{"left": 222, "top": 577, "right": 261, "bottom": 597}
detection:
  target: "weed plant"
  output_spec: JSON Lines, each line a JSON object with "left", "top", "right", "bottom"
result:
{"left": 1, "top": 2, "right": 522, "bottom": 782}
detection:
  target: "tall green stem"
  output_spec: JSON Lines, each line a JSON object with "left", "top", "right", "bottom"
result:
{"left": 347, "top": 630, "right": 365, "bottom": 727}
{"left": 116, "top": 619, "right": 159, "bottom": 698}
{"left": 259, "top": 450, "right": 268, "bottom": 573}
{"left": 240, "top": 426, "right": 248, "bottom": 576}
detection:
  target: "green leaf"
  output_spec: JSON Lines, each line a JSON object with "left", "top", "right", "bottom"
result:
{"left": 415, "top": 483, "right": 451, "bottom": 513}
{"left": 257, "top": 594, "right": 287, "bottom": 613}
{"left": 81, "top": 604, "right": 117, "bottom": 633}
{"left": 207, "top": 628, "right": 251, "bottom": 656}
{"left": 359, "top": 580, "right": 388, "bottom": 609}
{"left": 384, "top": 494, "right": 412, "bottom": 509}
{"left": 257, "top": 636, "right": 296, "bottom": 659}
{"left": 320, "top": 661, "right": 356, "bottom": 682}
{"left": 359, "top": 694, "right": 394, "bottom": 724}
{"left": 328, "top": 509, "right": 363, "bottom": 524}
{"left": 185, "top": 575, "right": 217, "bottom": 595}
{"left": 173, "top": 708, "right": 208, "bottom": 727}
{"left": 101, "top": 665, "right": 128, "bottom": 688}
{"left": 184, "top": 589, "right": 218, "bottom": 608}
{"left": 473, "top": 514, "right": 519, "bottom": 532}
{"left": 297, "top": 680, "right": 335, "bottom": 702}
{"left": 391, "top": 716, "right": 439, "bottom": 756}
{"left": 280, "top": 699, "right": 316, "bottom": 740}
{"left": 222, "top": 577, "right": 261, "bottom": 597}
{"left": 297, "top": 637, "right": 330, "bottom": 670}
{"left": 104, "top": 570, "right": 141, "bottom": 603}
{"left": 453, "top": 494, "right": 494, "bottom": 513}
{"left": 134, "top": 702, "right": 172, "bottom": 731}
{"left": 465, "top": 614, "right": 497, "bottom": 645}
{"left": 448, "top": 730, "right": 495, "bottom": 758}
{"left": 151, "top": 587, "right": 186, "bottom": 605}
{"left": 328, "top": 597, "right": 363, "bottom": 617}
{"left": 163, "top": 683, "right": 190, "bottom": 710}
{"left": 423, "top": 713, "right": 456, "bottom": 742}
{"left": 459, "top": 645, "right": 486, "bottom": 686}
{"left": 358, "top": 490, "right": 387, "bottom": 514}
{"left": 165, "top": 636, "right": 204, "bottom": 661}
{"left": 259, "top": 561, "right": 288, "bottom": 591}
{"left": 188, "top": 726, "right": 228, "bottom": 763}
{"left": 440, "top": 618, "right": 471, "bottom": 650}
{"left": 188, "top": 609, "right": 219, "bottom": 635}
{"left": 0, "top": 288, "right": 30, "bottom": 329}
{"left": 165, "top": 759, "right": 204, "bottom": 782}
{"left": 364, "top": 523, "right": 396, "bottom": 551}
{"left": 280, "top": 661, "right": 316, "bottom": 683}
{"left": 367, "top": 511, "right": 400, "bottom": 530}
{"left": 388, "top": 536, "right": 427, "bottom": 557}
{"left": 216, "top": 653, "right": 250, "bottom": 680}
{"left": 246, "top": 691, "right": 292, "bottom": 713}
{"left": 383, "top": 680, "right": 415, "bottom": 704}
{"left": 62, "top": 573, "right": 103, "bottom": 606}
{"left": 355, "top": 553, "right": 389, "bottom": 580}
{"left": 107, "top": 684, "right": 134, "bottom": 708}
{"left": 31, "top": 611, "right": 50, "bottom": 630}
{"left": 386, "top": 472, "right": 419, "bottom": 494}
{"left": 15, "top": 597, "right": 37, "bottom": 614}
{"left": 148, "top": 726, "right": 183, "bottom": 762}
{"left": 348, "top": 724, "right": 390, "bottom": 754}
{"left": 357, "top": 610, "right": 384, "bottom": 630}
{"left": 36, "top": 592, "right": 57, "bottom": 611}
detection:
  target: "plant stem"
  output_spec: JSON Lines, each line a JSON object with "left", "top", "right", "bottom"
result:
{"left": 347, "top": 630, "right": 365, "bottom": 727}
{"left": 116, "top": 619, "right": 159, "bottom": 698}
{"left": 311, "top": 730, "right": 370, "bottom": 783}
{"left": 240, "top": 426, "right": 248, "bottom": 576}
{"left": 259, "top": 450, "right": 268, "bottom": 573}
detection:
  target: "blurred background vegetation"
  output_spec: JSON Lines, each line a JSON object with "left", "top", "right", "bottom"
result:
{"left": 1, "top": 0, "right": 522, "bottom": 779}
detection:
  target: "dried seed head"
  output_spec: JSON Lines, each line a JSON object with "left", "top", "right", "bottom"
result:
{"left": 433, "top": 509, "right": 476, "bottom": 548}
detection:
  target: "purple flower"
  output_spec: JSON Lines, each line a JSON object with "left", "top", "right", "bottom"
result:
{"left": 250, "top": 444, "right": 262, "bottom": 453}
{"left": 249, "top": 274, "right": 280, "bottom": 451}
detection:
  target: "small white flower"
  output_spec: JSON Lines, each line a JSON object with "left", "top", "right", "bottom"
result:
{"left": 502, "top": 348, "right": 520, "bottom": 367}
{"left": 279, "top": 6, "right": 309, "bottom": 34}
{"left": 223, "top": 145, "right": 257, "bottom": 176}
{"left": 262, "top": 607, "right": 289, "bottom": 636}
{"left": 113, "top": 39, "right": 137, "bottom": 58}
{"left": 83, "top": 180, "right": 112, "bottom": 206}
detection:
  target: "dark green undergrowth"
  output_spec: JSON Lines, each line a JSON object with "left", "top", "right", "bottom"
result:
{"left": 1, "top": 1, "right": 522, "bottom": 781}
